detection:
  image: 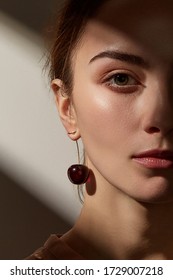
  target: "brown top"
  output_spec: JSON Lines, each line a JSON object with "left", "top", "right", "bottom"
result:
{"left": 26, "top": 234, "right": 84, "bottom": 260}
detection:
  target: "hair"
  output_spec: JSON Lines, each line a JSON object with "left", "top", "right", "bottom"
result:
{"left": 48, "top": 0, "right": 106, "bottom": 94}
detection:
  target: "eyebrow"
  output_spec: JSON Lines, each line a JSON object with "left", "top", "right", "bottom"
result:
{"left": 89, "top": 50, "right": 149, "bottom": 68}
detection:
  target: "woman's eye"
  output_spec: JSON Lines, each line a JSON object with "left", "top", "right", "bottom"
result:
{"left": 103, "top": 72, "right": 142, "bottom": 93}
{"left": 107, "top": 73, "right": 137, "bottom": 87}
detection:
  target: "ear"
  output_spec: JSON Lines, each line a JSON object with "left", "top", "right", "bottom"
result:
{"left": 51, "top": 79, "right": 81, "bottom": 141}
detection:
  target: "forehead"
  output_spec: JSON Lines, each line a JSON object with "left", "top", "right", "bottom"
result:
{"left": 75, "top": 0, "right": 173, "bottom": 64}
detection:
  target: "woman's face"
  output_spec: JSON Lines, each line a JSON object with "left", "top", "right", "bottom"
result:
{"left": 71, "top": 0, "right": 173, "bottom": 203}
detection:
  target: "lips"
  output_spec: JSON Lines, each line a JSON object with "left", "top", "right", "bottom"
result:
{"left": 132, "top": 150, "right": 173, "bottom": 169}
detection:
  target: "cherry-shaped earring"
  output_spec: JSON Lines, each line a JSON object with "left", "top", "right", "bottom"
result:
{"left": 67, "top": 136, "right": 90, "bottom": 185}
{"left": 67, "top": 164, "right": 90, "bottom": 184}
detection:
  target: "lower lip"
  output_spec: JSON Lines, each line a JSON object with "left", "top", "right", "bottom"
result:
{"left": 133, "top": 157, "right": 173, "bottom": 169}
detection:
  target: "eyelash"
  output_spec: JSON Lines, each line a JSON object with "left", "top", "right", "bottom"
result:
{"left": 103, "top": 72, "right": 141, "bottom": 93}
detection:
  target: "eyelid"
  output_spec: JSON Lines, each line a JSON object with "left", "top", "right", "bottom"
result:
{"left": 102, "top": 70, "right": 140, "bottom": 84}
{"left": 102, "top": 70, "right": 145, "bottom": 94}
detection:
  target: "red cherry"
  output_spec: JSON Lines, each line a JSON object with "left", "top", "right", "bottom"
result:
{"left": 67, "top": 164, "right": 90, "bottom": 184}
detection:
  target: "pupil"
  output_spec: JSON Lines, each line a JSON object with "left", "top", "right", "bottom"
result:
{"left": 116, "top": 74, "right": 128, "bottom": 85}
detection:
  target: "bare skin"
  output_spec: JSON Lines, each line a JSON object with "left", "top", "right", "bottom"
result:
{"left": 52, "top": 0, "right": 173, "bottom": 259}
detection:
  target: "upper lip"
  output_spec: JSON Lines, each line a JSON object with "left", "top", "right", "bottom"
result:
{"left": 133, "top": 149, "right": 173, "bottom": 160}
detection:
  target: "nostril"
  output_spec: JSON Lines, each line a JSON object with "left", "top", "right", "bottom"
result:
{"left": 147, "top": 127, "right": 160, "bottom": 134}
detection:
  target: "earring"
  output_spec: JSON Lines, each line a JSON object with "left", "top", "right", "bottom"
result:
{"left": 67, "top": 139, "right": 90, "bottom": 185}
{"left": 67, "top": 164, "right": 90, "bottom": 185}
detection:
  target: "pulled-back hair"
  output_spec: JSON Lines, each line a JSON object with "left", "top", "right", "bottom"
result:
{"left": 48, "top": 0, "right": 105, "bottom": 94}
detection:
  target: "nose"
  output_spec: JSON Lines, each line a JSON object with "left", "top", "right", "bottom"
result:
{"left": 140, "top": 83, "right": 173, "bottom": 137}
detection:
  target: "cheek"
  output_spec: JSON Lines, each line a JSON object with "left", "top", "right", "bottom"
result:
{"left": 73, "top": 84, "right": 137, "bottom": 154}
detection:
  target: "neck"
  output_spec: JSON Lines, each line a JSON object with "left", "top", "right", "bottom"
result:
{"left": 67, "top": 182, "right": 173, "bottom": 259}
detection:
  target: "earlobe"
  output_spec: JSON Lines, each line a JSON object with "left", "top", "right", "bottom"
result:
{"left": 51, "top": 79, "right": 81, "bottom": 141}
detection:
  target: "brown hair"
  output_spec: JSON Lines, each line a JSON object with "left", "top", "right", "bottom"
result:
{"left": 48, "top": 0, "right": 105, "bottom": 94}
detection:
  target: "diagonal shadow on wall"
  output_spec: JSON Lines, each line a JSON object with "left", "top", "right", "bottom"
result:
{"left": 0, "top": 0, "right": 72, "bottom": 260}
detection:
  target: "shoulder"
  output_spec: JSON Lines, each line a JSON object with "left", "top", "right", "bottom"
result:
{"left": 25, "top": 234, "right": 84, "bottom": 260}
